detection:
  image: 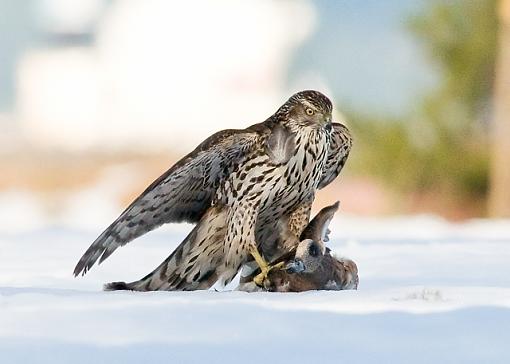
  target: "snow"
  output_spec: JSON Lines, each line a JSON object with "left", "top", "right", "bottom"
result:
{"left": 1, "top": 195, "right": 510, "bottom": 363}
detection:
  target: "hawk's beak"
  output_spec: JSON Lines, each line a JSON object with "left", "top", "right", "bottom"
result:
{"left": 323, "top": 115, "right": 332, "bottom": 131}
{"left": 285, "top": 259, "right": 305, "bottom": 274}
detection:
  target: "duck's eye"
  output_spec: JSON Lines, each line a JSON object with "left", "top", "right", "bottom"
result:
{"left": 308, "top": 243, "right": 319, "bottom": 257}
{"left": 305, "top": 108, "right": 314, "bottom": 116}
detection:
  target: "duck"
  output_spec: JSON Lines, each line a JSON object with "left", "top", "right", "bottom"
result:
{"left": 237, "top": 201, "right": 359, "bottom": 292}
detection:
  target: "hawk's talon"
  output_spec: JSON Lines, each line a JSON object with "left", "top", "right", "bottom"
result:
{"left": 253, "top": 261, "right": 285, "bottom": 286}
{"left": 249, "top": 244, "right": 285, "bottom": 286}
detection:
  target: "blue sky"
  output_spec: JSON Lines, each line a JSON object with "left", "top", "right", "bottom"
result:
{"left": 290, "top": 0, "right": 437, "bottom": 116}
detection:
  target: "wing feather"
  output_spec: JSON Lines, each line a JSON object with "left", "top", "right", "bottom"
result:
{"left": 74, "top": 126, "right": 265, "bottom": 276}
{"left": 318, "top": 123, "right": 352, "bottom": 189}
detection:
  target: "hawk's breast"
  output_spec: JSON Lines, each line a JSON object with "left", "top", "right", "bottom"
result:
{"left": 218, "top": 126, "right": 329, "bottom": 219}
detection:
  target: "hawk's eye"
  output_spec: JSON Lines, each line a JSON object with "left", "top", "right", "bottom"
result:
{"left": 305, "top": 108, "right": 314, "bottom": 116}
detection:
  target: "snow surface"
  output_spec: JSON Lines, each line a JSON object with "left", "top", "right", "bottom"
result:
{"left": 1, "top": 197, "right": 510, "bottom": 363}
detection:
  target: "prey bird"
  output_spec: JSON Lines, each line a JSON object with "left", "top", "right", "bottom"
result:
{"left": 238, "top": 202, "right": 359, "bottom": 292}
{"left": 74, "top": 90, "right": 352, "bottom": 290}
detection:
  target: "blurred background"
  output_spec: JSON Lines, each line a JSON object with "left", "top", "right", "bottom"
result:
{"left": 1, "top": 0, "right": 509, "bottom": 226}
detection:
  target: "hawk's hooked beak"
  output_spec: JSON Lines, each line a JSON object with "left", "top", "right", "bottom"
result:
{"left": 323, "top": 115, "right": 332, "bottom": 132}
{"left": 285, "top": 259, "right": 306, "bottom": 274}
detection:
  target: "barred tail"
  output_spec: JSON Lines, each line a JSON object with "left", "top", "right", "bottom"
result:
{"left": 104, "top": 207, "right": 228, "bottom": 292}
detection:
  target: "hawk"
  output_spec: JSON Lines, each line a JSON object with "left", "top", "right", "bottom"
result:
{"left": 238, "top": 202, "right": 359, "bottom": 292}
{"left": 74, "top": 90, "right": 352, "bottom": 290}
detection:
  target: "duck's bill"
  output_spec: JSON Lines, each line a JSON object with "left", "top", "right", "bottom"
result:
{"left": 285, "top": 259, "right": 306, "bottom": 274}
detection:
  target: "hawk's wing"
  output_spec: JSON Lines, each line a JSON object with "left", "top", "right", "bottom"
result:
{"left": 318, "top": 123, "right": 352, "bottom": 189}
{"left": 74, "top": 126, "right": 265, "bottom": 276}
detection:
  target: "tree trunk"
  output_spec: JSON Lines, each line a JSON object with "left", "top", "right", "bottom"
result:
{"left": 489, "top": 0, "right": 510, "bottom": 217}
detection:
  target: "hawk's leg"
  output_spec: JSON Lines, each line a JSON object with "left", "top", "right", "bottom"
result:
{"left": 248, "top": 244, "right": 284, "bottom": 286}
{"left": 225, "top": 199, "right": 284, "bottom": 287}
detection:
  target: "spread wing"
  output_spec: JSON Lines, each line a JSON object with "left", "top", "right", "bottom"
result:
{"left": 318, "top": 123, "right": 352, "bottom": 189}
{"left": 74, "top": 126, "right": 264, "bottom": 276}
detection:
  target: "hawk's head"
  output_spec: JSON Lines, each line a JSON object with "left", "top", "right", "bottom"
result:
{"left": 275, "top": 90, "right": 333, "bottom": 130}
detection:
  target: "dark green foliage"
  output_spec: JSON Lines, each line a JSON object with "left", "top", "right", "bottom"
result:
{"left": 348, "top": 0, "right": 497, "bottom": 203}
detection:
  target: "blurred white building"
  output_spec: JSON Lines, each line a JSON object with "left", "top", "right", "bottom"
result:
{"left": 16, "top": 0, "right": 317, "bottom": 152}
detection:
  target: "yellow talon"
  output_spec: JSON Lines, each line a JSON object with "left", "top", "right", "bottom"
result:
{"left": 249, "top": 244, "right": 284, "bottom": 286}
{"left": 253, "top": 261, "right": 285, "bottom": 286}
{"left": 248, "top": 244, "right": 268, "bottom": 271}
